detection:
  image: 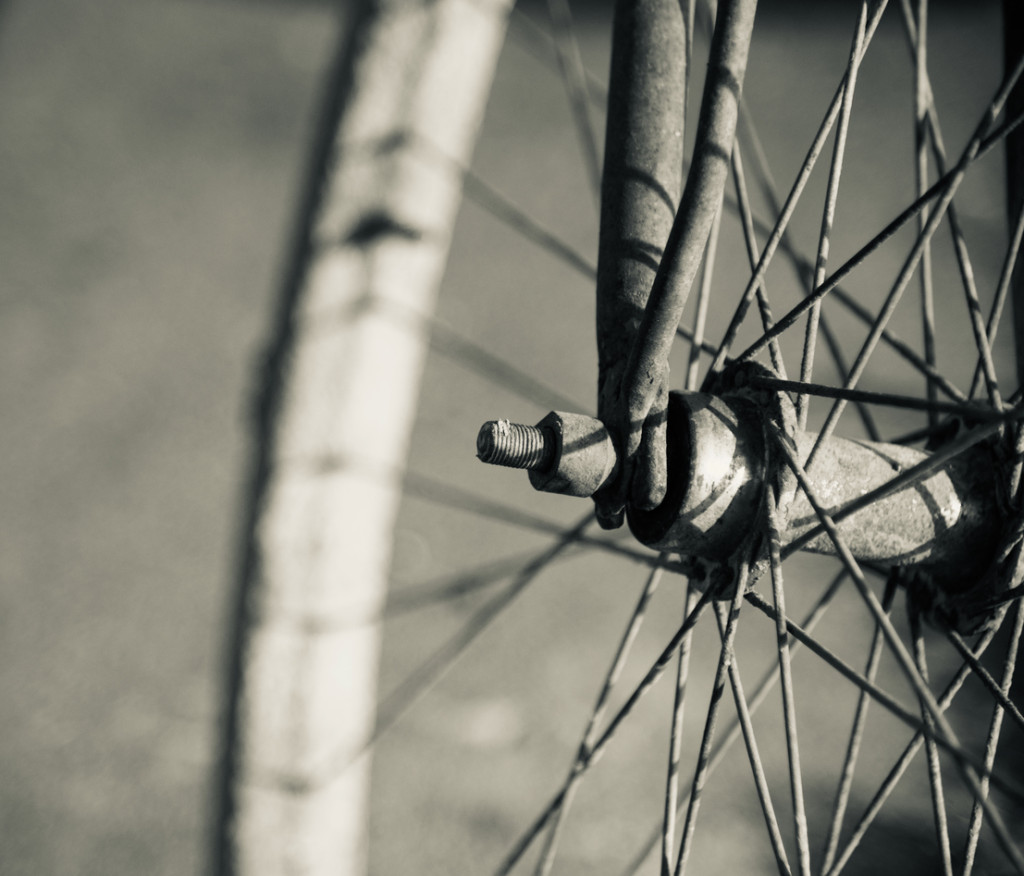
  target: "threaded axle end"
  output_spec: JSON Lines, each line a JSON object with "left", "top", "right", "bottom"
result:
{"left": 476, "top": 420, "right": 554, "bottom": 471}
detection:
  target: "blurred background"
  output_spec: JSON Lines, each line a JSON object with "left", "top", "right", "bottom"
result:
{"left": 0, "top": 1, "right": 1017, "bottom": 874}
{"left": 0, "top": 2, "right": 340, "bottom": 872}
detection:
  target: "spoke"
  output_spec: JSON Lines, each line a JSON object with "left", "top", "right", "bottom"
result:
{"left": 749, "top": 375, "right": 1017, "bottom": 422}
{"left": 941, "top": 185, "right": 1005, "bottom": 415}
{"left": 545, "top": 0, "right": 603, "bottom": 202}
{"left": 462, "top": 169, "right": 596, "bottom": 280}
{"left": 312, "top": 454, "right": 662, "bottom": 573}
{"left": 661, "top": 583, "right": 697, "bottom": 876}
{"left": 315, "top": 229, "right": 592, "bottom": 414}
{"left": 678, "top": 322, "right": 728, "bottom": 359}
{"left": 969, "top": 205, "right": 1024, "bottom": 402}
{"left": 253, "top": 519, "right": 598, "bottom": 801}
{"left": 963, "top": 599, "right": 1024, "bottom": 876}
{"left": 685, "top": 202, "right": 722, "bottom": 391}
{"left": 675, "top": 564, "right": 752, "bottom": 876}
{"left": 494, "top": 587, "right": 714, "bottom": 876}
{"left": 912, "top": 0, "right": 940, "bottom": 428}
{"left": 732, "top": 142, "right": 787, "bottom": 378}
{"left": 824, "top": 622, "right": 1004, "bottom": 876}
{"left": 820, "top": 575, "right": 897, "bottom": 875}
{"left": 931, "top": 153, "right": 1003, "bottom": 413}
{"left": 899, "top": 0, "right": 1004, "bottom": 413}
{"left": 799, "top": 3, "right": 866, "bottom": 431}
{"left": 709, "top": 599, "right": 793, "bottom": 876}
{"left": 726, "top": 147, "right": 899, "bottom": 445}
{"left": 765, "top": 490, "right": 811, "bottom": 876}
{"left": 773, "top": 436, "right": 1024, "bottom": 874}
{"left": 983, "top": 581, "right": 1024, "bottom": 612}
{"left": 910, "top": 605, "right": 954, "bottom": 876}
{"left": 399, "top": 467, "right": 677, "bottom": 569}
{"left": 410, "top": 131, "right": 598, "bottom": 281}
{"left": 738, "top": 105, "right": 1024, "bottom": 376}
{"left": 426, "top": 314, "right": 589, "bottom": 413}
{"left": 945, "top": 628, "right": 1024, "bottom": 739}
{"left": 733, "top": 89, "right": 963, "bottom": 418}
{"left": 537, "top": 562, "right": 667, "bottom": 876}
{"left": 804, "top": 92, "right": 1014, "bottom": 468}
{"left": 743, "top": 587, "right": 1024, "bottom": 807}
{"left": 508, "top": 4, "right": 606, "bottom": 106}
{"left": 733, "top": 124, "right": 884, "bottom": 443}
{"left": 622, "top": 571, "right": 848, "bottom": 876}
{"left": 694, "top": 5, "right": 978, "bottom": 413}
{"left": 736, "top": 92, "right": 780, "bottom": 202}
{"left": 814, "top": 319, "right": 882, "bottom": 441}
{"left": 385, "top": 547, "right": 578, "bottom": 618}
{"left": 690, "top": 20, "right": 955, "bottom": 414}
{"left": 755, "top": 220, "right": 973, "bottom": 402}
{"left": 705, "top": 0, "right": 889, "bottom": 378}
{"left": 823, "top": 281, "right": 967, "bottom": 404}
{"left": 744, "top": 590, "right": 922, "bottom": 760}
{"left": 384, "top": 139, "right": 716, "bottom": 410}
{"left": 373, "top": 517, "right": 591, "bottom": 748}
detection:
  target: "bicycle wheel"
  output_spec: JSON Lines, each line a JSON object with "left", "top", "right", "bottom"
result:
{"left": 218, "top": 1, "right": 1024, "bottom": 874}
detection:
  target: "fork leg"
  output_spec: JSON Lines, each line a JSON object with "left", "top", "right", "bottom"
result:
{"left": 594, "top": 0, "right": 688, "bottom": 527}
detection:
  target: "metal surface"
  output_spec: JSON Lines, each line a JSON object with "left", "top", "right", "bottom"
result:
{"left": 477, "top": 411, "right": 617, "bottom": 498}
{"left": 624, "top": 390, "right": 1000, "bottom": 586}
{"left": 786, "top": 432, "right": 998, "bottom": 581}
{"left": 476, "top": 420, "right": 554, "bottom": 471}
{"left": 594, "top": 0, "right": 688, "bottom": 521}
{"left": 626, "top": 392, "right": 765, "bottom": 562}
{"left": 479, "top": 389, "right": 1002, "bottom": 598}
{"left": 595, "top": 0, "right": 759, "bottom": 525}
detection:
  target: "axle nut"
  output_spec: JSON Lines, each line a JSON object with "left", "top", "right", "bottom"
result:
{"left": 528, "top": 411, "right": 617, "bottom": 498}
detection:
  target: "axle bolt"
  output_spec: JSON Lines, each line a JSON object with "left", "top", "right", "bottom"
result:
{"left": 476, "top": 420, "right": 555, "bottom": 471}
{"left": 477, "top": 411, "right": 618, "bottom": 498}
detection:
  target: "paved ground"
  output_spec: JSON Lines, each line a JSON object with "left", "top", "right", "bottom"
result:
{"left": 0, "top": 3, "right": 337, "bottom": 872}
